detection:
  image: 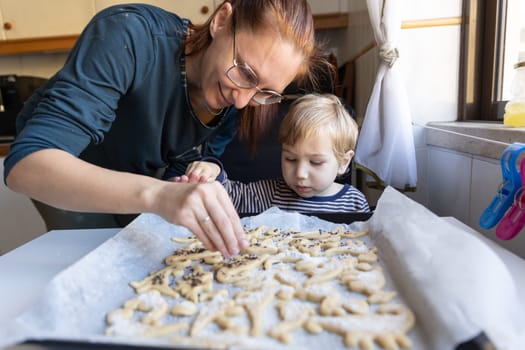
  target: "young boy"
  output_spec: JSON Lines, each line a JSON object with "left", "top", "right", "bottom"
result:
{"left": 178, "top": 93, "right": 370, "bottom": 213}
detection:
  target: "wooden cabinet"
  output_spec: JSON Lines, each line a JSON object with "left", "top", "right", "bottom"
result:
{"left": 0, "top": 0, "right": 94, "bottom": 40}
{"left": 0, "top": 1, "right": 348, "bottom": 55}
{"left": 0, "top": 0, "right": 216, "bottom": 41}
{"left": 94, "top": 0, "right": 215, "bottom": 25}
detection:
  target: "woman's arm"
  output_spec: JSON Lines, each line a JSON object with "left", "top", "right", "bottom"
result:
{"left": 6, "top": 149, "right": 247, "bottom": 258}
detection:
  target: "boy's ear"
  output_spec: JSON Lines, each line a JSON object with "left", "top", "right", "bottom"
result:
{"left": 210, "top": 2, "right": 233, "bottom": 38}
{"left": 338, "top": 150, "right": 354, "bottom": 175}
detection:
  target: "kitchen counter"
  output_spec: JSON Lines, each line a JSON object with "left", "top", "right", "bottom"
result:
{"left": 425, "top": 121, "right": 525, "bottom": 159}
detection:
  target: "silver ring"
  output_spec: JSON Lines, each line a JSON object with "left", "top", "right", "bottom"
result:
{"left": 200, "top": 215, "right": 211, "bottom": 224}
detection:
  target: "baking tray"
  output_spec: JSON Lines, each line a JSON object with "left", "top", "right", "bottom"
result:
{"left": 2, "top": 339, "right": 194, "bottom": 350}
{"left": 1, "top": 209, "right": 502, "bottom": 350}
{"left": 4, "top": 318, "right": 495, "bottom": 350}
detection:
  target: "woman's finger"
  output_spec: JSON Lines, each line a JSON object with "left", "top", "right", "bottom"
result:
{"left": 197, "top": 212, "right": 231, "bottom": 258}
{"left": 203, "top": 185, "right": 245, "bottom": 256}
{"left": 163, "top": 182, "right": 243, "bottom": 257}
{"left": 187, "top": 216, "right": 217, "bottom": 253}
{"left": 216, "top": 185, "right": 248, "bottom": 250}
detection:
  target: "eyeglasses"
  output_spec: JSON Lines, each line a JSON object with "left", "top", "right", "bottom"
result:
{"left": 225, "top": 19, "right": 284, "bottom": 105}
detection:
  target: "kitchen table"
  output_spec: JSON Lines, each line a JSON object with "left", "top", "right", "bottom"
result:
{"left": 1, "top": 216, "right": 525, "bottom": 350}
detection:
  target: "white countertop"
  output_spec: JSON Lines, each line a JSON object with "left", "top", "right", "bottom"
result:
{"left": 0, "top": 228, "right": 120, "bottom": 329}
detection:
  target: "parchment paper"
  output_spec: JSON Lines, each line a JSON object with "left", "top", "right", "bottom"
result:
{"left": 368, "top": 187, "right": 525, "bottom": 350}
{"left": 1, "top": 187, "right": 524, "bottom": 350}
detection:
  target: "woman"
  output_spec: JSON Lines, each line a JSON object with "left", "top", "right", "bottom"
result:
{"left": 3, "top": 0, "right": 327, "bottom": 258}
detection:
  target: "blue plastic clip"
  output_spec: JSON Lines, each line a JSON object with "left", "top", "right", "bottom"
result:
{"left": 479, "top": 142, "right": 525, "bottom": 229}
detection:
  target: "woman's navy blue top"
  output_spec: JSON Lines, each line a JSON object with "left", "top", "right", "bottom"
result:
{"left": 4, "top": 4, "right": 237, "bottom": 182}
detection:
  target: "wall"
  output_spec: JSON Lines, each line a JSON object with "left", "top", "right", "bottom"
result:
{"left": 424, "top": 146, "right": 525, "bottom": 259}
{"left": 333, "top": 0, "right": 525, "bottom": 258}
{"left": 319, "top": 0, "right": 461, "bottom": 124}
{"left": 317, "top": 0, "right": 464, "bottom": 213}
{"left": 325, "top": 0, "right": 462, "bottom": 202}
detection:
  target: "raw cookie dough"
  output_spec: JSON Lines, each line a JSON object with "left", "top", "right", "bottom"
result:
{"left": 105, "top": 225, "right": 415, "bottom": 350}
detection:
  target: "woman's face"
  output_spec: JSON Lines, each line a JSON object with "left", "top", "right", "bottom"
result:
{"left": 200, "top": 24, "right": 304, "bottom": 110}
{"left": 281, "top": 133, "right": 349, "bottom": 198}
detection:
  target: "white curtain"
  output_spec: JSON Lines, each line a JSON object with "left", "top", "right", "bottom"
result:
{"left": 354, "top": 0, "right": 417, "bottom": 190}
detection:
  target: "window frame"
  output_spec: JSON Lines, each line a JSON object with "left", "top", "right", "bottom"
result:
{"left": 459, "top": 0, "right": 507, "bottom": 121}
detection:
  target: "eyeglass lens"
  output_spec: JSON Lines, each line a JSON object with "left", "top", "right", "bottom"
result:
{"left": 227, "top": 16, "right": 283, "bottom": 105}
{"left": 227, "top": 63, "right": 258, "bottom": 89}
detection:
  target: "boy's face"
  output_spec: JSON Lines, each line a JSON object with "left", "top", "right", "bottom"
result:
{"left": 281, "top": 133, "right": 349, "bottom": 198}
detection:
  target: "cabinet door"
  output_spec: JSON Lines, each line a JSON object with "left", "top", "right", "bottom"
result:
{"left": 0, "top": 0, "right": 95, "bottom": 40}
{"left": 94, "top": 0, "right": 215, "bottom": 25}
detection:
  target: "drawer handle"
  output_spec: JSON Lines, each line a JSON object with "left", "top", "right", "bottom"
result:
{"left": 3, "top": 22, "right": 13, "bottom": 30}
{"left": 200, "top": 6, "right": 209, "bottom": 15}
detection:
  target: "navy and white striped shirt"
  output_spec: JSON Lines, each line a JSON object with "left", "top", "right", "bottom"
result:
{"left": 221, "top": 177, "right": 370, "bottom": 214}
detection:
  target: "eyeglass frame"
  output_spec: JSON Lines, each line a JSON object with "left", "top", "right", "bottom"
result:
{"left": 225, "top": 16, "right": 289, "bottom": 105}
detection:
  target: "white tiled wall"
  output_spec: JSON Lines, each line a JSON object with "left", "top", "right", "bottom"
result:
{"left": 405, "top": 124, "right": 429, "bottom": 205}
{"left": 417, "top": 146, "right": 525, "bottom": 259}
{"left": 427, "top": 147, "right": 472, "bottom": 221}
{"left": 469, "top": 156, "right": 501, "bottom": 229}
{"left": 469, "top": 156, "right": 525, "bottom": 259}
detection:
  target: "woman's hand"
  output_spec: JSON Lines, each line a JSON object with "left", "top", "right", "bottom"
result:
{"left": 166, "top": 162, "right": 244, "bottom": 257}
{"left": 155, "top": 180, "right": 248, "bottom": 258}
{"left": 173, "top": 161, "right": 221, "bottom": 183}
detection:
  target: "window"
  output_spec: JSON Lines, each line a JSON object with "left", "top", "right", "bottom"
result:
{"left": 501, "top": 0, "right": 525, "bottom": 100}
{"left": 459, "top": 0, "right": 525, "bottom": 121}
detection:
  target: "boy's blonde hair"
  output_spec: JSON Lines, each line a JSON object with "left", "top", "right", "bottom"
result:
{"left": 278, "top": 94, "right": 358, "bottom": 164}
